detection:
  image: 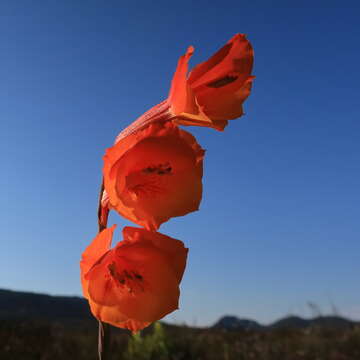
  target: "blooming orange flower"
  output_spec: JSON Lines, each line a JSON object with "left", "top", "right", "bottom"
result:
{"left": 113, "top": 34, "right": 254, "bottom": 138}
{"left": 80, "top": 225, "right": 188, "bottom": 333}
{"left": 169, "top": 33, "right": 254, "bottom": 131}
{"left": 103, "top": 120, "right": 204, "bottom": 230}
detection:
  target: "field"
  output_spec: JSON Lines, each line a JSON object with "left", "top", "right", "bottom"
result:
{"left": 1, "top": 319, "right": 360, "bottom": 360}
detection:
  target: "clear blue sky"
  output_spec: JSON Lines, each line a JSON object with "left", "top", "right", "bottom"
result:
{"left": 1, "top": 0, "right": 359, "bottom": 326}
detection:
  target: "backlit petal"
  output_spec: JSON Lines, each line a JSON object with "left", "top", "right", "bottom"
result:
{"left": 81, "top": 227, "right": 188, "bottom": 330}
{"left": 103, "top": 121, "right": 204, "bottom": 230}
{"left": 80, "top": 225, "right": 116, "bottom": 299}
{"left": 169, "top": 34, "right": 254, "bottom": 130}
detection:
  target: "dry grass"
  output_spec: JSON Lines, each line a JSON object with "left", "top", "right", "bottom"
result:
{"left": 1, "top": 319, "right": 360, "bottom": 360}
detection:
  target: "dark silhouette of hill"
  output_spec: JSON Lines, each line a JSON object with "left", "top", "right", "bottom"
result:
{"left": 0, "top": 288, "right": 358, "bottom": 331}
{"left": 269, "top": 315, "right": 311, "bottom": 329}
{"left": 0, "top": 288, "right": 91, "bottom": 321}
{"left": 213, "top": 315, "right": 263, "bottom": 330}
{"left": 269, "top": 315, "right": 358, "bottom": 329}
{"left": 214, "top": 314, "right": 358, "bottom": 331}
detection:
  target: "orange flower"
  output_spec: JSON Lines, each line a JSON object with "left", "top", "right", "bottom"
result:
{"left": 103, "top": 120, "right": 204, "bottom": 230}
{"left": 104, "top": 34, "right": 254, "bottom": 142}
{"left": 80, "top": 225, "right": 188, "bottom": 333}
{"left": 169, "top": 33, "right": 254, "bottom": 131}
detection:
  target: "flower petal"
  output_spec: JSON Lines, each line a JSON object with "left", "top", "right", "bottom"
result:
{"left": 188, "top": 33, "right": 253, "bottom": 89}
{"left": 80, "top": 225, "right": 116, "bottom": 299}
{"left": 82, "top": 227, "right": 188, "bottom": 327}
{"left": 103, "top": 121, "right": 204, "bottom": 230}
{"left": 89, "top": 300, "right": 128, "bottom": 325}
{"left": 168, "top": 46, "right": 200, "bottom": 118}
{"left": 122, "top": 227, "right": 188, "bottom": 283}
{"left": 110, "top": 244, "right": 180, "bottom": 322}
{"left": 89, "top": 297, "right": 151, "bottom": 333}
{"left": 168, "top": 34, "right": 254, "bottom": 130}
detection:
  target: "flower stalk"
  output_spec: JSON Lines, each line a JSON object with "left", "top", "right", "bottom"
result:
{"left": 98, "top": 320, "right": 110, "bottom": 360}
{"left": 97, "top": 178, "right": 110, "bottom": 360}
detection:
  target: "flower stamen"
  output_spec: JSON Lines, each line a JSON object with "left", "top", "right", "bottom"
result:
{"left": 108, "top": 262, "right": 145, "bottom": 293}
{"left": 142, "top": 162, "right": 172, "bottom": 175}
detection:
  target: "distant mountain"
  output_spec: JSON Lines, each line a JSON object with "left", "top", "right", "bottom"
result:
{"left": 214, "top": 314, "right": 358, "bottom": 331}
{"left": 269, "top": 316, "right": 311, "bottom": 329}
{"left": 0, "top": 289, "right": 358, "bottom": 331}
{"left": 312, "top": 316, "right": 357, "bottom": 329}
{"left": 213, "top": 316, "right": 263, "bottom": 330}
{"left": 270, "top": 315, "right": 357, "bottom": 329}
{"left": 0, "top": 288, "right": 91, "bottom": 321}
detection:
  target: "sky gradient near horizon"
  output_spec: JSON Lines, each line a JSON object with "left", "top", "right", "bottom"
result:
{"left": 1, "top": 1, "right": 359, "bottom": 326}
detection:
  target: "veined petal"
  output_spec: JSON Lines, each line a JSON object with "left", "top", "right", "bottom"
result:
{"left": 81, "top": 226, "right": 188, "bottom": 330}
{"left": 103, "top": 121, "right": 204, "bottom": 230}
{"left": 168, "top": 46, "right": 199, "bottom": 117}
{"left": 168, "top": 34, "right": 254, "bottom": 130}
{"left": 80, "top": 225, "right": 116, "bottom": 299}
{"left": 122, "top": 227, "right": 188, "bottom": 283}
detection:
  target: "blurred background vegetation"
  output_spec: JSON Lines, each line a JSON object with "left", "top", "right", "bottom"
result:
{"left": 2, "top": 319, "right": 360, "bottom": 360}
{"left": 1, "top": 289, "right": 360, "bottom": 359}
